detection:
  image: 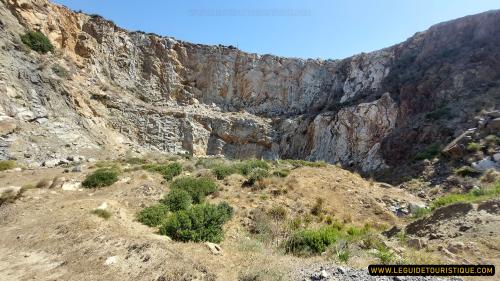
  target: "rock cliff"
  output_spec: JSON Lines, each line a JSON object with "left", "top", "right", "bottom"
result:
{"left": 1, "top": 0, "right": 499, "bottom": 174}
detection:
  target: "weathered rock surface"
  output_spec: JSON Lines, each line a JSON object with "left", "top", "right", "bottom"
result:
{"left": 1, "top": 0, "right": 500, "bottom": 175}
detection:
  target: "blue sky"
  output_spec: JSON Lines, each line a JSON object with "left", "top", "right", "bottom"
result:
{"left": 54, "top": 0, "right": 499, "bottom": 59}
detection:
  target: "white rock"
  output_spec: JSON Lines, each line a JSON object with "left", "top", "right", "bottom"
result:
{"left": 105, "top": 256, "right": 117, "bottom": 265}
{"left": 205, "top": 242, "right": 223, "bottom": 255}
{"left": 61, "top": 181, "right": 81, "bottom": 191}
{"left": 97, "top": 202, "right": 108, "bottom": 210}
{"left": 472, "top": 158, "right": 500, "bottom": 171}
{"left": 493, "top": 153, "right": 500, "bottom": 162}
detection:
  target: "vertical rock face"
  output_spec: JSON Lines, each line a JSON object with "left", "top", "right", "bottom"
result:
{"left": 1, "top": 0, "right": 499, "bottom": 174}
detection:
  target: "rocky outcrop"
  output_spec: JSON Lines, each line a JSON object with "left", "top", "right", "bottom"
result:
{"left": 1, "top": 0, "right": 499, "bottom": 173}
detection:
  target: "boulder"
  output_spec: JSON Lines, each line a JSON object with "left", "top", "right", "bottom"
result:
{"left": 447, "top": 242, "right": 465, "bottom": 254}
{"left": 61, "top": 181, "right": 81, "bottom": 191}
{"left": 43, "top": 159, "right": 62, "bottom": 168}
{"left": 407, "top": 238, "right": 426, "bottom": 249}
{"left": 472, "top": 158, "right": 500, "bottom": 171}
{"left": 205, "top": 242, "right": 223, "bottom": 255}
{"left": 0, "top": 116, "right": 17, "bottom": 136}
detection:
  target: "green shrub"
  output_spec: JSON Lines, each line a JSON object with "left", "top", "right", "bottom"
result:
{"left": 454, "top": 166, "right": 480, "bottom": 177}
{"left": 160, "top": 202, "right": 233, "bottom": 242}
{"left": 212, "top": 164, "right": 237, "bottom": 180}
{"left": 91, "top": 209, "right": 112, "bottom": 219}
{"left": 161, "top": 189, "right": 192, "bottom": 212}
{"left": 143, "top": 162, "right": 182, "bottom": 181}
{"left": 414, "top": 143, "right": 441, "bottom": 161}
{"left": 170, "top": 176, "right": 217, "bottom": 203}
{"left": 245, "top": 168, "right": 269, "bottom": 186}
{"left": 20, "top": 31, "right": 54, "bottom": 53}
{"left": 284, "top": 226, "right": 342, "bottom": 256}
{"left": 466, "top": 142, "right": 482, "bottom": 152}
{"left": 136, "top": 204, "right": 169, "bottom": 227}
{"left": 82, "top": 168, "right": 119, "bottom": 188}
{"left": 272, "top": 169, "right": 290, "bottom": 178}
{"left": 0, "top": 160, "right": 16, "bottom": 171}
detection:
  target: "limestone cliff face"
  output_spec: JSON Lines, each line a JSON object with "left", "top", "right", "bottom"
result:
{"left": 1, "top": 0, "right": 499, "bottom": 173}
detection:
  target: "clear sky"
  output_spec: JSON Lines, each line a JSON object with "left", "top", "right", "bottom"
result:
{"left": 53, "top": 0, "right": 499, "bottom": 59}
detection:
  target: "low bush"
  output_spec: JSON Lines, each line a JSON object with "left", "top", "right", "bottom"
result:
{"left": 212, "top": 164, "right": 237, "bottom": 180}
{"left": 136, "top": 204, "right": 169, "bottom": 227}
{"left": 21, "top": 31, "right": 54, "bottom": 53}
{"left": 268, "top": 205, "right": 288, "bottom": 221}
{"left": 143, "top": 162, "right": 182, "bottom": 181}
{"left": 161, "top": 189, "right": 192, "bottom": 212}
{"left": 170, "top": 176, "right": 218, "bottom": 203}
{"left": 160, "top": 202, "right": 233, "bottom": 243}
{"left": 91, "top": 209, "right": 112, "bottom": 219}
{"left": 0, "top": 160, "right": 16, "bottom": 171}
{"left": 272, "top": 169, "right": 290, "bottom": 178}
{"left": 311, "top": 197, "right": 324, "bottom": 216}
{"left": 454, "top": 166, "right": 480, "bottom": 177}
{"left": 284, "top": 226, "right": 342, "bottom": 256}
{"left": 375, "top": 245, "right": 396, "bottom": 264}
{"left": 82, "top": 168, "right": 119, "bottom": 188}
{"left": 245, "top": 168, "right": 269, "bottom": 186}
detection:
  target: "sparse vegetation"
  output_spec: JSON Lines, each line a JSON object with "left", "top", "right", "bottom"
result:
{"left": 454, "top": 166, "right": 481, "bottom": 177}
{"left": 430, "top": 181, "right": 500, "bottom": 210}
{"left": 374, "top": 245, "right": 396, "bottom": 264}
{"left": 268, "top": 205, "right": 288, "bottom": 221}
{"left": 91, "top": 209, "right": 112, "bottom": 219}
{"left": 170, "top": 176, "right": 217, "bottom": 203}
{"left": 51, "top": 64, "right": 69, "bottom": 78}
{"left": 143, "top": 162, "right": 182, "bottom": 181}
{"left": 245, "top": 168, "right": 270, "bottom": 186}
{"left": 160, "top": 202, "right": 233, "bottom": 243}
{"left": 82, "top": 168, "right": 120, "bottom": 188}
{"left": 20, "top": 31, "right": 54, "bottom": 53}
{"left": 282, "top": 159, "right": 326, "bottom": 168}
{"left": 212, "top": 164, "right": 237, "bottom": 180}
{"left": 311, "top": 197, "right": 325, "bottom": 216}
{"left": 272, "top": 169, "right": 290, "bottom": 178}
{"left": 0, "top": 160, "right": 16, "bottom": 171}
{"left": 136, "top": 204, "right": 169, "bottom": 227}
